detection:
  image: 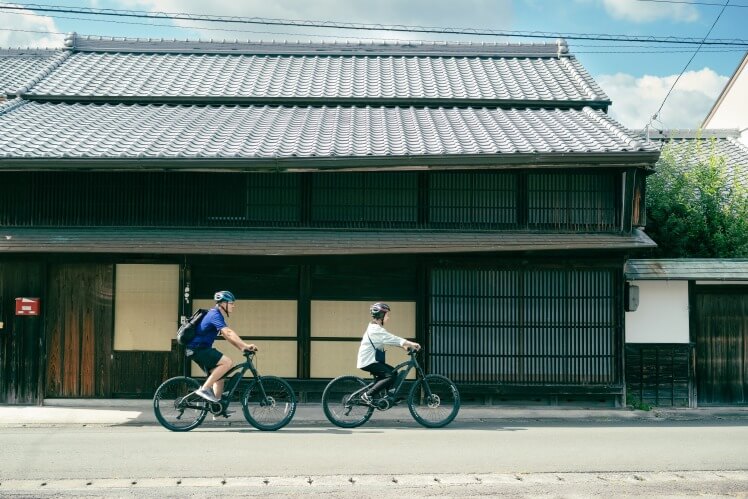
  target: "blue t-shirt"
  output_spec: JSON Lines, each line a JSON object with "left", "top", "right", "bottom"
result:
{"left": 187, "top": 307, "right": 227, "bottom": 349}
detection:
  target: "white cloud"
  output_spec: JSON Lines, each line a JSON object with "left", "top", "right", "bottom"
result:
{"left": 577, "top": 0, "right": 699, "bottom": 23}
{"left": 597, "top": 68, "right": 728, "bottom": 129}
{"left": 0, "top": 6, "right": 64, "bottom": 48}
{"left": 606, "top": 0, "right": 699, "bottom": 22}
{"left": 118, "top": 0, "right": 513, "bottom": 42}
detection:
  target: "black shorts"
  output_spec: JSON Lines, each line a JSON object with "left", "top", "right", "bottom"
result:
{"left": 361, "top": 362, "right": 395, "bottom": 379}
{"left": 188, "top": 347, "right": 223, "bottom": 375}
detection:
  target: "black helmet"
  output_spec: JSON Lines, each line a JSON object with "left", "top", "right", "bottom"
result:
{"left": 370, "top": 302, "right": 391, "bottom": 319}
{"left": 214, "top": 290, "right": 236, "bottom": 303}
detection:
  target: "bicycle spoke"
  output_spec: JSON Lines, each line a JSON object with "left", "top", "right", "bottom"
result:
{"left": 242, "top": 376, "right": 296, "bottom": 431}
{"left": 322, "top": 376, "right": 374, "bottom": 428}
{"left": 408, "top": 374, "right": 460, "bottom": 428}
{"left": 153, "top": 377, "right": 208, "bottom": 432}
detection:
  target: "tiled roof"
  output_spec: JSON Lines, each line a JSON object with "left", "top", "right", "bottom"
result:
{"left": 0, "top": 49, "right": 66, "bottom": 96}
{"left": 24, "top": 51, "right": 609, "bottom": 105}
{"left": 0, "top": 101, "right": 656, "bottom": 161}
{"left": 641, "top": 129, "right": 748, "bottom": 187}
{"left": 626, "top": 259, "right": 748, "bottom": 281}
{"left": 0, "top": 227, "right": 656, "bottom": 255}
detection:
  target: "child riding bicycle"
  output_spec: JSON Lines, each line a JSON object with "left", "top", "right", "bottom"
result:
{"left": 357, "top": 302, "right": 420, "bottom": 405}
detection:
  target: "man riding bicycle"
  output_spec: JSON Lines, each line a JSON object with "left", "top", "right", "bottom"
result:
{"left": 186, "top": 290, "right": 257, "bottom": 411}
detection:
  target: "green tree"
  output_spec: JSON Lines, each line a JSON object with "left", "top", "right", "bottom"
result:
{"left": 646, "top": 139, "right": 748, "bottom": 257}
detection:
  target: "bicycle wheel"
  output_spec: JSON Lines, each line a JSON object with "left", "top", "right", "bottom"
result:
{"left": 321, "top": 375, "right": 374, "bottom": 428}
{"left": 407, "top": 374, "right": 460, "bottom": 428}
{"left": 153, "top": 376, "right": 208, "bottom": 432}
{"left": 242, "top": 376, "right": 297, "bottom": 431}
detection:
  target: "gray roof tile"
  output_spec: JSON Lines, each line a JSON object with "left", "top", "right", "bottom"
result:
{"left": 625, "top": 258, "right": 748, "bottom": 280}
{"left": 0, "top": 227, "right": 656, "bottom": 255}
{"left": 0, "top": 49, "right": 66, "bottom": 96}
{"left": 641, "top": 129, "right": 748, "bottom": 187}
{"left": 0, "top": 101, "right": 655, "bottom": 161}
{"left": 25, "top": 51, "right": 608, "bottom": 104}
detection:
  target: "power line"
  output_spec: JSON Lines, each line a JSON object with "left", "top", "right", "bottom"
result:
{"left": 2, "top": 2, "right": 748, "bottom": 47}
{"left": 2, "top": 25, "right": 744, "bottom": 55}
{"left": 635, "top": 0, "right": 748, "bottom": 6}
{"left": 649, "top": 0, "right": 731, "bottom": 127}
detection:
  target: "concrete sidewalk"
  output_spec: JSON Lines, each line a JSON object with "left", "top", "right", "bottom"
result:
{"left": 1, "top": 399, "right": 747, "bottom": 427}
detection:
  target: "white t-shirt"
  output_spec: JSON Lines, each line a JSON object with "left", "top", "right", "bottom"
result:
{"left": 356, "top": 322, "right": 406, "bottom": 369}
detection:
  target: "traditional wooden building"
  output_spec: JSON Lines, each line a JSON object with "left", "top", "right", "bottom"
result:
{"left": 0, "top": 34, "right": 659, "bottom": 405}
{"left": 625, "top": 259, "right": 748, "bottom": 407}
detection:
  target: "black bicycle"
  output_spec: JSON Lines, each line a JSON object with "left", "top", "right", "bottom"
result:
{"left": 321, "top": 349, "right": 460, "bottom": 428}
{"left": 153, "top": 351, "right": 296, "bottom": 432}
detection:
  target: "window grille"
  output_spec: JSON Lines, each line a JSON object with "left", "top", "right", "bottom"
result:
{"left": 429, "top": 266, "right": 619, "bottom": 385}
{"left": 429, "top": 171, "right": 518, "bottom": 228}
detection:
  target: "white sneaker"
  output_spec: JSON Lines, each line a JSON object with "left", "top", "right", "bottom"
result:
{"left": 195, "top": 387, "right": 219, "bottom": 403}
{"left": 360, "top": 392, "right": 373, "bottom": 405}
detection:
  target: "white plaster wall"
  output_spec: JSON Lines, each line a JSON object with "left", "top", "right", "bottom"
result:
{"left": 625, "top": 280, "right": 690, "bottom": 343}
{"left": 703, "top": 62, "right": 748, "bottom": 146}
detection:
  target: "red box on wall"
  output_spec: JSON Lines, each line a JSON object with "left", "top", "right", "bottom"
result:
{"left": 15, "top": 298, "right": 40, "bottom": 316}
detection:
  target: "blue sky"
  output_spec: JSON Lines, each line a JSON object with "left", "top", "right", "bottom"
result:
{"left": 2, "top": 0, "right": 747, "bottom": 130}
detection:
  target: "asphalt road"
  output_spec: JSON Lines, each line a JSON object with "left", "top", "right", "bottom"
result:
{"left": 1, "top": 420, "right": 747, "bottom": 497}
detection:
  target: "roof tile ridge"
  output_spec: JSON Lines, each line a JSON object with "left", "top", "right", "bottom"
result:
{"left": 61, "top": 31, "right": 566, "bottom": 57}
{"left": 581, "top": 107, "right": 644, "bottom": 151}
{"left": 0, "top": 47, "right": 62, "bottom": 55}
{"left": 0, "top": 97, "right": 28, "bottom": 116}
{"left": 16, "top": 50, "right": 73, "bottom": 95}
{"left": 558, "top": 57, "right": 607, "bottom": 102}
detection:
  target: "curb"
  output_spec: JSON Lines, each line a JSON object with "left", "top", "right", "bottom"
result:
{"left": 1, "top": 400, "right": 747, "bottom": 427}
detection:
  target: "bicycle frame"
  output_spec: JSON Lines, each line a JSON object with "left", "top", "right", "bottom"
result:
{"left": 179, "top": 352, "right": 263, "bottom": 412}
{"left": 355, "top": 349, "right": 429, "bottom": 404}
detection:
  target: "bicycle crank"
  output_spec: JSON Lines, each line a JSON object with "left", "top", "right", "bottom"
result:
{"left": 374, "top": 397, "right": 391, "bottom": 411}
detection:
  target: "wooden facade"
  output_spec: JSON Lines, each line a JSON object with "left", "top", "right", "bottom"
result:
{"left": 0, "top": 168, "right": 650, "bottom": 406}
{"left": 0, "top": 262, "right": 45, "bottom": 404}
{"left": 693, "top": 285, "right": 748, "bottom": 405}
{"left": 0, "top": 170, "right": 628, "bottom": 232}
{"left": 625, "top": 343, "right": 694, "bottom": 407}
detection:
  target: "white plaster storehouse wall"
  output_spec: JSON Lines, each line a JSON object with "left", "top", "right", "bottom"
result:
{"left": 625, "top": 280, "right": 690, "bottom": 343}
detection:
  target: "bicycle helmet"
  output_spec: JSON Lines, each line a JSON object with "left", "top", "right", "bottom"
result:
{"left": 214, "top": 290, "right": 236, "bottom": 303}
{"left": 370, "top": 302, "right": 391, "bottom": 319}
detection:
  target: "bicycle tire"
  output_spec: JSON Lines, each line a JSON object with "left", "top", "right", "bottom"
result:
{"left": 407, "top": 374, "right": 460, "bottom": 428}
{"left": 321, "top": 375, "right": 374, "bottom": 428}
{"left": 153, "top": 376, "right": 208, "bottom": 432}
{"left": 242, "top": 376, "right": 297, "bottom": 431}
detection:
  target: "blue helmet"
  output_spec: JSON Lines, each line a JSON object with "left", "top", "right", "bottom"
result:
{"left": 214, "top": 290, "right": 236, "bottom": 303}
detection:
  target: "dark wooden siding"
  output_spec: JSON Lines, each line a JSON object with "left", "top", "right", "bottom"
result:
{"left": 625, "top": 343, "right": 693, "bottom": 407}
{"left": 0, "top": 170, "right": 623, "bottom": 232}
{"left": 111, "top": 342, "right": 184, "bottom": 397}
{"left": 694, "top": 286, "right": 748, "bottom": 405}
{"left": 0, "top": 262, "right": 45, "bottom": 404}
{"left": 429, "top": 265, "right": 622, "bottom": 388}
{"left": 44, "top": 264, "right": 114, "bottom": 398}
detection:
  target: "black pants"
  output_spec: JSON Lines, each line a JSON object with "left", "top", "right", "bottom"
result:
{"left": 361, "top": 362, "right": 395, "bottom": 396}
